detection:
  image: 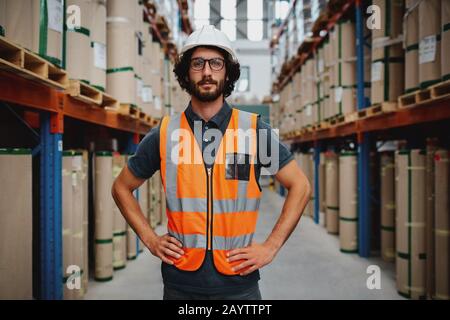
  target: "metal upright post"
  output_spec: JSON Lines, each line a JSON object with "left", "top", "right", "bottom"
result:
{"left": 39, "top": 112, "right": 63, "bottom": 299}
{"left": 356, "top": 0, "right": 371, "bottom": 258}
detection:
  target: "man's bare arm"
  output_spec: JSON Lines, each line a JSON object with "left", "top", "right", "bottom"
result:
{"left": 264, "top": 159, "right": 312, "bottom": 251}
{"left": 111, "top": 164, "right": 184, "bottom": 265}
{"left": 227, "top": 159, "right": 311, "bottom": 275}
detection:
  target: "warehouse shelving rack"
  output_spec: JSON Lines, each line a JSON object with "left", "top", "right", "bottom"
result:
{"left": 271, "top": 0, "right": 450, "bottom": 258}
{"left": 0, "top": 0, "right": 196, "bottom": 299}
{"left": 0, "top": 69, "right": 151, "bottom": 300}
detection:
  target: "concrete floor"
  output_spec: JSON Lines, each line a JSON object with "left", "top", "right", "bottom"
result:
{"left": 85, "top": 187, "right": 404, "bottom": 300}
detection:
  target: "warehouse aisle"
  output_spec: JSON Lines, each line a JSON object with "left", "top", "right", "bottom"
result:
{"left": 85, "top": 187, "right": 403, "bottom": 300}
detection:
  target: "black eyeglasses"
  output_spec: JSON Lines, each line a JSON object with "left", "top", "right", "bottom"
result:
{"left": 190, "top": 57, "right": 225, "bottom": 71}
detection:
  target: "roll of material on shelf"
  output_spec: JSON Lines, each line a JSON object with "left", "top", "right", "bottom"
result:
{"left": 425, "top": 139, "right": 438, "bottom": 298}
{"left": 106, "top": 0, "right": 137, "bottom": 105}
{"left": 72, "top": 152, "right": 84, "bottom": 299}
{"left": 135, "top": 2, "right": 145, "bottom": 110}
{"left": 62, "top": 154, "right": 74, "bottom": 300}
{"left": 396, "top": 149, "right": 427, "bottom": 300}
{"left": 301, "top": 59, "right": 315, "bottom": 128}
{"left": 126, "top": 225, "right": 137, "bottom": 260}
{"left": 333, "top": 21, "right": 357, "bottom": 116}
{"left": 325, "top": 151, "right": 339, "bottom": 235}
{"left": 67, "top": 0, "right": 92, "bottom": 83}
{"left": 434, "top": 149, "right": 449, "bottom": 300}
{"left": 0, "top": 0, "right": 64, "bottom": 66}
{"left": 442, "top": 0, "right": 450, "bottom": 81}
{"left": 405, "top": 0, "right": 420, "bottom": 93}
{"left": 62, "top": 151, "right": 85, "bottom": 299}
{"left": 90, "top": 0, "right": 107, "bottom": 91}
{"left": 298, "top": 152, "right": 314, "bottom": 217}
{"left": 309, "top": 153, "right": 315, "bottom": 218}
{"left": 94, "top": 151, "right": 114, "bottom": 281}
{"left": 322, "top": 39, "right": 332, "bottom": 121}
{"left": 0, "top": 149, "right": 32, "bottom": 299}
{"left": 380, "top": 152, "right": 396, "bottom": 262}
{"left": 319, "top": 152, "right": 327, "bottom": 223}
{"left": 142, "top": 21, "right": 154, "bottom": 115}
{"left": 112, "top": 153, "right": 126, "bottom": 270}
{"left": 316, "top": 46, "right": 326, "bottom": 123}
{"left": 371, "top": 0, "right": 404, "bottom": 103}
{"left": 125, "top": 154, "right": 137, "bottom": 260}
{"left": 419, "top": 0, "right": 442, "bottom": 89}
{"left": 80, "top": 150, "right": 89, "bottom": 295}
{"left": 339, "top": 151, "right": 358, "bottom": 253}
{"left": 370, "top": 151, "right": 381, "bottom": 254}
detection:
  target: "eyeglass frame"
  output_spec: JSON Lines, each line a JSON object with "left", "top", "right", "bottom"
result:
{"left": 189, "top": 57, "right": 226, "bottom": 71}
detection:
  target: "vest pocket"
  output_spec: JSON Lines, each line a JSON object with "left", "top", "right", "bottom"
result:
{"left": 225, "top": 153, "right": 251, "bottom": 181}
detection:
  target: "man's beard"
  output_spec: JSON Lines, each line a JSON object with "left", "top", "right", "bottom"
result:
{"left": 189, "top": 77, "right": 225, "bottom": 102}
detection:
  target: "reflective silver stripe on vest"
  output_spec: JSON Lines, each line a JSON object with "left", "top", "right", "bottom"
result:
{"left": 168, "top": 230, "right": 207, "bottom": 249}
{"left": 165, "top": 114, "right": 208, "bottom": 213}
{"left": 213, "top": 198, "right": 261, "bottom": 214}
{"left": 166, "top": 197, "right": 207, "bottom": 213}
{"left": 213, "top": 233, "right": 254, "bottom": 250}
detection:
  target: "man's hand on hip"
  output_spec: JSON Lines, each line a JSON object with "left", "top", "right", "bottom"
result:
{"left": 226, "top": 242, "right": 278, "bottom": 276}
{"left": 148, "top": 233, "right": 184, "bottom": 265}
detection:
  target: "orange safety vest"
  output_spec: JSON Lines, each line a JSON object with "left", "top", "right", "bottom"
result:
{"left": 159, "top": 108, "right": 262, "bottom": 275}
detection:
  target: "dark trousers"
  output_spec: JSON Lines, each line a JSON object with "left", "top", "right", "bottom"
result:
{"left": 163, "top": 284, "right": 262, "bottom": 300}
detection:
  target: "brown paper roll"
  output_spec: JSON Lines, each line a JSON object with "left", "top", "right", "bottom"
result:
{"left": 90, "top": 0, "right": 107, "bottom": 90}
{"left": 419, "top": 0, "right": 442, "bottom": 88}
{"left": 434, "top": 149, "right": 450, "bottom": 300}
{"left": 396, "top": 150, "right": 427, "bottom": 300}
{"left": 405, "top": 0, "right": 419, "bottom": 93}
{"left": 62, "top": 156, "right": 74, "bottom": 300}
{"left": 381, "top": 152, "right": 395, "bottom": 262}
{"left": 112, "top": 154, "right": 127, "bottom": 270}
{"left": 442, "top": 0, "right": 450, "bottom": 80}
{"left": 339, "top": 153, "right": 358, "bottom": 252}
{"left": 94, "top": 153, "right": 114, "bottom": 281}
{"left": 326, "top": 152, "right": 339, "bottom": 234}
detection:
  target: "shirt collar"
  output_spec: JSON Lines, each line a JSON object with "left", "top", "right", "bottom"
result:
{"left": 185, "top": 100, "right": 232, "bottom": 128}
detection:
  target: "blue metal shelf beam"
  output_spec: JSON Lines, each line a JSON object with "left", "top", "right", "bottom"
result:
{"left": 39, "top": 113, "right": 63, "bottom": 300}
{"left": 355, "top": 0, "right": 371, "bottom": 258}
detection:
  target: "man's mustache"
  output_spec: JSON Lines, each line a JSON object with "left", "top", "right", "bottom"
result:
{"left": 197, "top": 78, "right": 217, "bottom": 85}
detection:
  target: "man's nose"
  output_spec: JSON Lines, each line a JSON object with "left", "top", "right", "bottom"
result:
{"left": 202, "top": 62, "right": 212, "bottom": 76}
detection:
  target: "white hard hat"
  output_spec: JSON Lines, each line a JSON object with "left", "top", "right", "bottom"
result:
{"left": 180, "top": 25, "right": 238, "bottom": 62}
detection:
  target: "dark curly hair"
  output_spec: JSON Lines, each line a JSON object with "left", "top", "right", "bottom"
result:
{"left": 173, "top": 45, "right": 240, "bottom": 98}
